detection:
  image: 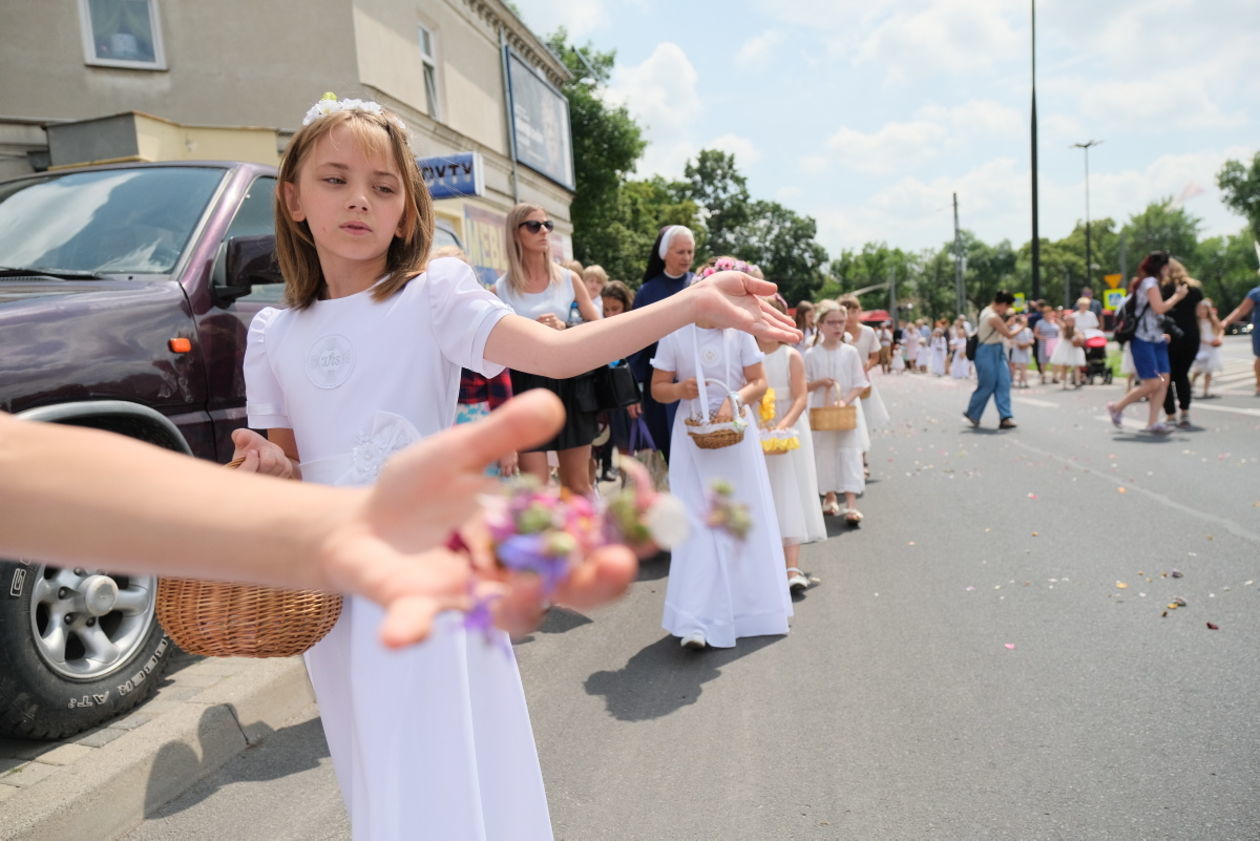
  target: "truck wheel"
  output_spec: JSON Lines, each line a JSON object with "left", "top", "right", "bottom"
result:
{"left": 0, "top": 561, "right": 172, "bottom": 740}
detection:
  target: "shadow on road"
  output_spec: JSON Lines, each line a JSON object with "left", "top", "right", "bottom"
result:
{"left": 583, "top": 633, "right": 782, "bottom": 722}
{"left": 144, "top": 713, "right": 328, "bottom": 818}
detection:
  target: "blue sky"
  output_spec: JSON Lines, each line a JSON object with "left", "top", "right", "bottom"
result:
{"left": 512, "top": 0, "right": 1260, "bottom": 263}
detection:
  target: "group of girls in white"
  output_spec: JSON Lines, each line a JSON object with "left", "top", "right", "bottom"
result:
{"left": 236, "top": 95, "right": 797, "bottom": 841}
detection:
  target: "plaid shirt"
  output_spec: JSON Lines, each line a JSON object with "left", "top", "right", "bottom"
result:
{"left": 458, "top": 368, "right": 513, "bottom": 410}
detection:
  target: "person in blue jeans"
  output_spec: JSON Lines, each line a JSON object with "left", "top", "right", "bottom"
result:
{"left": 1220, "top": 282, "right": 1260, "bottom": 396}
{"left": 964, "top": 290, "right": 1020, "bottom": 429}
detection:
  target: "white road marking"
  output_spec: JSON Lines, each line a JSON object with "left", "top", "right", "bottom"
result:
{"left": 1190, "top": 403, "right": 1260, "bottom": 418}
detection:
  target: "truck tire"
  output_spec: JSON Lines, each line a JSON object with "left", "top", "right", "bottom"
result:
{"left": 0, "top": 561, "right": 172, "bottom": 739}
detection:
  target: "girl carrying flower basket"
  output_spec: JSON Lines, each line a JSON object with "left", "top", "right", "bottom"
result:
{"left": 650, "top": 257, "right": 792, "bottom": 650}
{"left": 805, "top": 301, "right": 870, "bottom": 526}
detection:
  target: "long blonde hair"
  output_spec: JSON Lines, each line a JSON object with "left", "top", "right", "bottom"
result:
{"left": 502, "top": 203, "right": 561, "bottom": 293}
{"left": 1168, "top": 258, "right": 1202, "bottom": 288}
{"left": 275, "top": 108, "right": 432, "bottom": 310}
{"left": 1200, "top": 298, "right": 1222, "bottom": 335}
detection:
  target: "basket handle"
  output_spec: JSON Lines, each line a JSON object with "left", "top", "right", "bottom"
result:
{"left": 689, "top": 326, "right": 742, "bottom": 421}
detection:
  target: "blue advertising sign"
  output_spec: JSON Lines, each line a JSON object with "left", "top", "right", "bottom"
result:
{"left": 505, "top": 49, "right": 575, "bottom": 190}
{"left": 418, "top": 152, "right": 484, "bottom": 199}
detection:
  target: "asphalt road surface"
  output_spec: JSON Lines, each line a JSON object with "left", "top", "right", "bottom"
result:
{"left": 124, "top": 336, "right": 1260, "bottom": 841}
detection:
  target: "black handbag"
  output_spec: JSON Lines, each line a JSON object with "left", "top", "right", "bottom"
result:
{"left": 594, "top": 361, "right": 642, "bottom": 410}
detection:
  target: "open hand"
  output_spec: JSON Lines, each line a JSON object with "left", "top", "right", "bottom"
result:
{"left": 686, "top": 272, "right": 800, "bottom": 344}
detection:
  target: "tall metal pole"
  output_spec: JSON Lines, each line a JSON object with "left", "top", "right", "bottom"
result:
{"left": 1071, "top": 140, "right": 1102, "bottom": 296}
{"left": 953, "top": 192, "right": 965, "bottom": 316}
{"left": 1030, "top": 0, "right": 1041, "bottom": 302}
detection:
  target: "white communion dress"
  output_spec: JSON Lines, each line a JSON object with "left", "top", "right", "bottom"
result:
{"left": 760, "top": 345, "right": 827, "bottom": 545}
{"left": 652, "top": 325, "right": 792, "bottom": 648}
{"left": 803, "top": 342, "right": 869, "bottom": 495}
{"left": 244, "top": 258, "right": 553, "bottom": 841}
{"left": 847, "top": 324, "right": 890, "bottom": 428}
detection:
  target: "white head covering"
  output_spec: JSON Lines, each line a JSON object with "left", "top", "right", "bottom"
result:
{"left": 657, "top": 225, "right": 694, "bottom": 260}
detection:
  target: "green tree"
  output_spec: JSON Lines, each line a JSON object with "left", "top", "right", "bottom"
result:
{"left": 545, "top": 31, "right": 647, "bottom": 271}
{"left": 1195, "top": 228, "right": 1259, "bottom": 311}
{"left": 1117, "top": 199, "right": 1201, "bottom": 265}
{"left": 735, "top": 200, "right": 828, "bottom": 304}
{"left": 1217, "top": 152, "right": 1260, "bottom": 241}
{"left": 682, "top": 150, "right": 751, "bottom": 257}
{"left": 600, "top": 176, "right": 703, "bottom": 286}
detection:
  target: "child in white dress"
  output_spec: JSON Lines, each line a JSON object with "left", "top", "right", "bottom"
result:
{"left": 757, "top": 305, "right": 826, "bottom": 595}
{"left": 1190, "top": 298, "right": 1225, "bottom": 397}
{"left": 651, "top": 322, "right": 792, "bottom": 649}
{"left": 928, "top": 328, "right": 948, "bottom": 376}
{"left": 805, "top": 301, "right": 869, "bottom": 526}
{"left": 1049, "top": 317, "right": 1086, "bottom": 387}
{"left": 903, "top": 328, "right": 920, "bottom": 373}
{"left": 949, "top": 327, "right": 971, "bottom": 379}
{"left": 1008, "top": 317, "right": 1033, "bottom": 388}
{"left": 238, "top": 96, "right": 799, "bottom": 841}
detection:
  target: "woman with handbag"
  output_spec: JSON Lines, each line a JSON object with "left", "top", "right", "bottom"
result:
{"left": 650, "top": 308, "right": 789, "bottom": 650}
{"left": 963, "top": 291, "right": 1021, "bottom": 430}
{"left": 1106, "top": 251, "right": 1190, "bottom": 434}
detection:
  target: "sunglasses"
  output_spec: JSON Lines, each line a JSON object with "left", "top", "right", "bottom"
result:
{"left": 518, "top": 219, "right": 555, "bottom": 233}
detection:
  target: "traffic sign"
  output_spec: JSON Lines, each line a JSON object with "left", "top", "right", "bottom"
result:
{"left": 1102, "top": 288, "right": 1125, "bottom": 311}
{"left": 1103, "top": 273, "right": 1123, "bottom": 289}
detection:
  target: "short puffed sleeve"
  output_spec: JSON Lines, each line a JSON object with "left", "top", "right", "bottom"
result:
{"left": 424, "top": 257, "right": 512, "bottom": 377}
{"left": 244, "top": 307, "right": 289, "bottom": 429}
{"left": 650, "top": 329, "right": 681, "bottom": 372}
{"left": 735, "top": 331, "right": 764, "bottom": 367}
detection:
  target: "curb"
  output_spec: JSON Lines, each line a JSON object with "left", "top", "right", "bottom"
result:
{"left": 0, "top": 654, "right": 314, "bottom": 841}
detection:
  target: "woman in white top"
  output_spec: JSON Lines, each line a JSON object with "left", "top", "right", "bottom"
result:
{"left": 963, "top": 291, "right": 1021, "bottom": 429}
{"left": 495, "top": 204, "right": 602, "bottom": 494}
{"left": 1106, "top": 251, "right": 1190, "bottom": 434}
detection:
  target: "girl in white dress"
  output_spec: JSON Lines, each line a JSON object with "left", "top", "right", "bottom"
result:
{"left": 1008, "top": 317, "right": 1033, "bottom": 388}
{"left": 237, "top": 96, "right": 798, "bottom": 841}
{"left": 1049, "top": 315, "right": 1086, "bottom": 387}
{"left": 928, "top": 327, "right": 949, "bottom": 376}
{"left": 651, "top": 322, "right": 791, "bottom": 650}
{"left": 903, "top": 327, "right": 921, "bottom": 373}
{"left": 949, "top": 326, "right": 971, "bottom": 379}
{"left": 1190, "top": 298, "right": 1225, "bottom": 397}
{"left": 805, "top": 301, "right": 869, "bottom": 526}
{"left": 757, "top": 314, "right": 826, "bottom": 595}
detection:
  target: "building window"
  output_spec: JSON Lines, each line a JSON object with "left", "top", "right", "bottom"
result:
{"left": 418, "top": 25, "right": 442, "bottom": 120}
{"left": 78, "top": 0, "right": 167, "bottom": 70}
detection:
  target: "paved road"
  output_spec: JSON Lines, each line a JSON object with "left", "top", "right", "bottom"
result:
{"left": 123, "top": 337, "right": 1260, "bottom": 841}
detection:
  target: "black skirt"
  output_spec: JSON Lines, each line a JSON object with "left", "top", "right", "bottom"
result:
{"left": 509, "top": 369, "right": 600, "bottom": 451}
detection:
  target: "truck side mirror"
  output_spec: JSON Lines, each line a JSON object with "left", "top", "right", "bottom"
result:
{"left": 211, "top": 235, "right": 281, "bottom": 307}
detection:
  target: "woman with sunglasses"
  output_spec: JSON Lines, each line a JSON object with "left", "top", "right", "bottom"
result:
{"left": 495, "top": 203, "right": 603, "bottom": 494}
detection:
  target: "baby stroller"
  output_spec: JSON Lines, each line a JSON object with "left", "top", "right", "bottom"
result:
{"left": 1082, "top": 332, "right": 1111, "bottom": 385}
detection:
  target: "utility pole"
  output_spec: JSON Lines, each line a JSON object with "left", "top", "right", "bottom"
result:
{"left": 953, "top": 192, "right": 965, "bottom": 317}
{"left": 888, "top": 265, "right": 898, "bottom": 331}
{"left": 1030, "top": 0, "right": 1041, "bottom": 302}
{"left": 1071, "top": 139, "right": 1103, "bottom": 294}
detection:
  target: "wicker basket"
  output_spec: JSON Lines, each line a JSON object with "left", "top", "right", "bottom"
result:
{"left": 155, "top": 458, "right": 343, "bottom": 658}
{"left": 810, "top": 403, "right": 857, "bottom": 431}
{"left": 685, "top": 378, "right": 746, "bottom": 450}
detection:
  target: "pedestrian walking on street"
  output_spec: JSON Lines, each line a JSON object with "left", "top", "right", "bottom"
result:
{"left": 1190, "top": 298, "right": 1225, "bottom": 398}
{"left": 1009, "top": 315, "right": 1033, "bottom": 388}
{"left": 1106, "top": 251, "right": 1191, "bottom": 434}
{"left": 651, "top": 284, "right": 791, "bottom": 650}
{"left": 963, "top": 290, "right": 1020, "bottom": 430}
{"left": 1219, "top": 280, "right": 1260, "bottom": 396}
{"left": 806, "top": 301, "right": 869, "bottom": 524}
{"left": 1159, "top": 259, "right": 1204, "bottom": 427}
{"left": 1034, "top": 303, "right": 1061, "bottom": 383}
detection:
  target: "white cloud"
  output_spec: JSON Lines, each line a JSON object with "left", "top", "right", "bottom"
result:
{"left": 855, "top": 1, "right": 1020, "bottom": 81}
{"left": 735, "top": 30, "right": 785, "bottom": 66}
{"left": 604, "top": 42, "right": 702, "bottom": 178}
{"left": 824, "top": 121, "right": 947, "bottom": 176}
{"left": 510, "top": 0, "right": 609, "bottom": 40}
{"left": 708, "top": 133, "right": 762, "bottom": 166}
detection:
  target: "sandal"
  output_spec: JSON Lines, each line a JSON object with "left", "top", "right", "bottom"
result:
{"left": 842, "top": 508, "right": 863, "bottom": 526}
{"left": 822, "top": 500, "right": 841, "bottom": 516}
{"left": 787, "top": 568, "right": 810, "bottom": 593}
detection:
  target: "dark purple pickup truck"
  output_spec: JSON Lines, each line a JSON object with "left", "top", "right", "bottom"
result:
{"left": 0, "top": 161, "right": 287, "bottom": 739}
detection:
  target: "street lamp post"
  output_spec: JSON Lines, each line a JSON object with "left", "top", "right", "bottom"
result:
{"left": 1071, "top": 139, "right": 1103, "bottom": 296}
{"left": 1030, "top": 0, "right": 1041, "bottom": 302}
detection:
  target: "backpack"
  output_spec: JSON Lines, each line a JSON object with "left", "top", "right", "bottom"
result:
{"left": 964, "top": 332, "right": 979, "bottom": 361}
{"left": 1113, "top": 292, "right": 1146, "bottom": 345}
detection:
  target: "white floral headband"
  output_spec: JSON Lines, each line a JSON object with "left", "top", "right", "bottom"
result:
{"left": 301, "top": 92, "right": 408, "bottom": 135}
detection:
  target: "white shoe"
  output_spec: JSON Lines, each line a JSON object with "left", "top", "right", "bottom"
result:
{"left": 680, "top": 632, "right": 706, "bottom": 650}
{"left": 787, "top": 568, "right": 809, "bottom": 593}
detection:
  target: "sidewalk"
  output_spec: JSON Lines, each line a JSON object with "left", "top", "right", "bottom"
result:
{"left": 0, "top": 650, "right": 313, "bottom": 841}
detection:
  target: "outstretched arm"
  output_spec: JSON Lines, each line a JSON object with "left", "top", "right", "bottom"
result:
{"left": 0, "top": 392, "right": 635, "bottom": 647}
{"left": 1220, "top": 295, "right": 1254, "bottom": 328}
{"left": 485, "top": 271, "right": 800, "bottom": 378}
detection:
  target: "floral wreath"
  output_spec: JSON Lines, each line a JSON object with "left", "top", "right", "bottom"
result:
{"left": 302, "top": 92, "right": 409, "bottom": 135}
{"left": 695, "top": 255, "right": 761, "bottom": 280}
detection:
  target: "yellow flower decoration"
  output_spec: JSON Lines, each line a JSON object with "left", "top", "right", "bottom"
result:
{"left": 759, "top": 388, "right": 777, "bottom": 423}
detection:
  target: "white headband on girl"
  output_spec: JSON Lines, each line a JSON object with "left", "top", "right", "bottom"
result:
{"left": 657, "top": 225, "right": 693, "bottom": 260}
{"left": 301, "top": 92, "right": 408, "bottom": 135}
